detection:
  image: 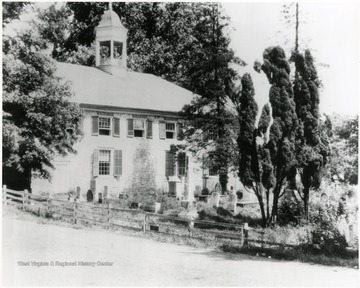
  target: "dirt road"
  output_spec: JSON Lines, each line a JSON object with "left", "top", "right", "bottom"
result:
{"left": 2, "top": 217, "right": 359, "bottom": 286}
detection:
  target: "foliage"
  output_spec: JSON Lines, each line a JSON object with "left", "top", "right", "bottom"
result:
{"left": 3, "top": 11, "right": 83, "bottom": 187}
{"left": 327, "top": 114, "right": 358, "bottom": 185}
{"left": 2, "top": 2, "right": 29, "bottom": 27}
{"left": 156, "top": 194, "right": 183, "bottom": 214}
{"left": 198, "top": 206, "right": 242, "bottom": 225}
{"left": 255, "top": 46, "right": 298, "bottom": 224}
{"left": 278, "top": 198, "right": 302, "bottom": 225}
{"left": 291, "top": 48, "right": 330, "bottom": 219}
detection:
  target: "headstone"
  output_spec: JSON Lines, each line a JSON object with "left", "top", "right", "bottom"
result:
{"left": 210, "top": 192, "right": 220, "bottom": 208}
{"left": 181, "top": 200, "right": 190, "bottom": 209}
{"left": 227, "top": 193, "right": 237, "bottom": 212}
{"left": 98, "top": 193, "right": 103, "bottom": 204}
{"left": 320, "top": 192, "right": 328, "bottom": 203}
{"left": 86, "top": 190, "right": 93, "bottom": 202}
{"left": 214, "top": 183, "right": 222, "bottom": 193}
{"left": 104, "top": 186, "right": 108, "bottom": 199}
{"left": 76, "top": 186, "right": 81, "bottom": 199}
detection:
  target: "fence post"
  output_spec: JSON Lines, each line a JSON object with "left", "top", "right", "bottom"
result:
{"left": 24, "top": 189, "right": 29, "bottom": 210}
{"left": 47, "top": 197, "right": 51, "bottom": 215}
{"left": 107, "top": 203, "right": 111, "bottom": 230}
{"left": 188, "top": 220, "right": 194, "bottom": 238}
{"left": 73, "top": 202, "right": 77, "bottom": 224}
{"left": 243, "top": 223, "right": 249, "bottom": 246}
{"left": 143, "top": 213, "right": 147, "bottom": 233}
{"left": 3, "top": 185, "right": 7, "bottom": 205}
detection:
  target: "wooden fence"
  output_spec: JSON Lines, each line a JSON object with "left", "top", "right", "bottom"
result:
{"left": 2, "top": 185, "right": 296, "bottom": 248}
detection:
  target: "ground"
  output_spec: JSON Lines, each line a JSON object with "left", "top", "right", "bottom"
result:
{"left": 2, "top": 214, "right": 359, "bottom": 286}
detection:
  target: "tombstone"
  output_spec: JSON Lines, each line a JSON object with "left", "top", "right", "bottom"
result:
{"left": 214, "top": 183, "right": 222, "bottom": 193}
{"left": 98, "top": 193, "right": 103, "bottom": 204}
{"left": 76, "top": 186, "right": 81, "bottom": 200}
{"left": 227, "top": 193, "right": 237, "bottom": 212}
{"left": 320, "top": 192, "right": 328, "bottom": 203}
{"left": 104, "top": 186, "right": 108, "bottom": 199}
{"left": 210, "top": 192, "right": 220, "bottom": 208}
{"left": 86, "top": 190, "right": 93, "bottom": 202}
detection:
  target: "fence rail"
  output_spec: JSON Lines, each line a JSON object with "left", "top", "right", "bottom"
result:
{"left": 2, "top": 185, "right": 293, "bottom": 248}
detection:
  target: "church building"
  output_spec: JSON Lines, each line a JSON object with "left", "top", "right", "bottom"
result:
{"left": 32, "top": 7, "right": 243, "bottom": 202}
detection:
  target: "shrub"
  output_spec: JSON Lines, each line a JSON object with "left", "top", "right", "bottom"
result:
{"left": 278, "top": 198, "right": 301, "bottom": 225}
{"left": 311, "top": 222, "right": 348, "bottom": 256}
{"left": 156, "top": 194, "right": 183, "bottom": 214}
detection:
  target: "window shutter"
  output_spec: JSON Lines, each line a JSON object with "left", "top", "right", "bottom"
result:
{"left": 159, "top": 121, "right": 166, "bottom": 139}
{"left": 177, "top": 123, "right": 184, "bottom": 140}
{"left": 113, "top": 117, "right": 120, "bottom": 137}
{"left": 92, "top": 116, "right": 99, "bottom": 136}
{"left": 92, "top": 149, "right": 99, "bottom": 177}
{"left": 114, "top": 150, "right": 122, "bottom": 176}
{"left": 127, "top": 119, "right": 134, "bottom": 137}
{"left": 147, "top": 120, "right": 153, "bottom": 139}
{"left": 165, "top": 151, "right": 174, "bottom": 176}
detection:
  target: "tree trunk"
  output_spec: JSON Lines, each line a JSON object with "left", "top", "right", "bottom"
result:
{"left": 266, "top": 190, "right": 270, "bottom": 219}
{"left": 270, "top": 187, "right": 280, "bottom": 224}
{"left": 257, "top": 194, "right": 267, "bottom": 228}
{"left": 303, "top": 186, "right": 310, "bottom": 220}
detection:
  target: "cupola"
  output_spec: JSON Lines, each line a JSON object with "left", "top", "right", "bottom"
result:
{"left": 95, "top": 3, "right": 127, "bottom": 76}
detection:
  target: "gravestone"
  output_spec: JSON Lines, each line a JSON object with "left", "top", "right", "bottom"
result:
{"left": 210, "top": 192, "right": 220, "bottom": 208}
{"left": 214, "top": 183, "right": 222, "bottom": 193}
{"left": 104, "top": 186, "right": 108, "bottom": 199}
{"left": 86, "top": 190, "right": 93, "bottom": 202}
{"left": 76, "top": 186, "right": 81, "bottom": 199}
{"left": 227, "top": 193, "right": 237, "bottom": 212}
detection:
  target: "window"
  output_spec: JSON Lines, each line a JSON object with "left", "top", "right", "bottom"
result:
{"left": 166, "top": 122, "right": 175, "bottom": 139}
{"left": 209, "top": 167, "right": 218, "bottom": 176}
{"left": 99, "top": 117, "right": 111, "bottom": 135}
{"left": 134, "top": 119, "right": 145, "bottom": 137}
{"left": 99, "top": 150, "right": 111, "bottom": 175}
{"left": 99, "top": 41, "right": 111, "bottom": 65}
{"left": 177, "top": 152, "right": 186, "bottom": 176}
{"left": 165, "top": 151, "right": 175, "bottom": 176}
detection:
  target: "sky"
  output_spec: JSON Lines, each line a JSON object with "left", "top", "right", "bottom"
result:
{"left": 7, "top": 0, "right": 360, "bottom": 116}
{"left": 221, "top": 1, "right": 360, "bottom": 116}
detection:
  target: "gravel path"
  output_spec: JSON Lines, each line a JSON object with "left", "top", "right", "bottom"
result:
{"left": 2, "top": 216, "right": 359, "bottom": 286}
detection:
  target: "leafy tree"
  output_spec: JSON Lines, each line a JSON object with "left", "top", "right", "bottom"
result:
{"left": 328, "top": 115, "right": 358, "bottom": 185}
{"left": 2, "top": 9, "right": 83, "bottom": 190}
{"left": 2, "top": 2, "right": 29, "bottom": 27}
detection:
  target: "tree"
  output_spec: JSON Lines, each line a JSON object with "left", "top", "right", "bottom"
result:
{"left": 2, "top": 8, "right": 83, "bottom": 190}
{"left": 227, "top": 73, "right": 274, "bottom": 227}
{"left": 257, "top": 46, "right": 299, "bottom": 223}
{"left": 327, "top": 115, "right": 358, "bottom": 185}
{"left": 179, "top": 3, "right": 241, "bottom": 192}
{"left": 2, "top": 2, "right": 29, "bottom": 27}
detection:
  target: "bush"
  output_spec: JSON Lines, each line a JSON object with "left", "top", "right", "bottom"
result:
{"left": 156, "top": 194, "right": 183, "bottom": 214}
{"left": 278, "top": 198, "right": 301, "bottom": 225}
{"left": 311, "top": 222, "right": 348, "bottom": 256}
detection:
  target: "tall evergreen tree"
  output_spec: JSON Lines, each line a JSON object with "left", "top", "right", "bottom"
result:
{"left": 259, "top": 46, "right": 299, "bottom": 223}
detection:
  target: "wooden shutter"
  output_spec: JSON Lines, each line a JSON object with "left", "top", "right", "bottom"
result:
{"left": 177, "top": 122, "right": 184, "bottom": 140}
{"left": 165, "top": 151, "right": 174, "bottom": 176}
{"left": 127, "top": 119, "right": 134, "bottom": 137}
{"left": 114, "top": 150, "right": 122, "bottom": 176}
{"left": 159, "top": 121, "right": 166, "bottom": 139}
{"left": 113, "top": 117, "right": 120, "bottom": 137}
{"left": 92, "top": 149, "right": 99, "bottom": 177}
{"left": 91, "top": 116, "right": 99, "bottom": 136}
{"left": 147, "top": 120, "right": 153, "bottom": 139}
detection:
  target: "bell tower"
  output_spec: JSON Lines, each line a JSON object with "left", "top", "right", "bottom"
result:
{"left": 95, "top": 3, "right": 127, "bottom": 76}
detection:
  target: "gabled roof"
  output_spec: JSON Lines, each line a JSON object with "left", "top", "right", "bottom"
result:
{"left": 55, "top": 62, "right": 194, "bottom": 113}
